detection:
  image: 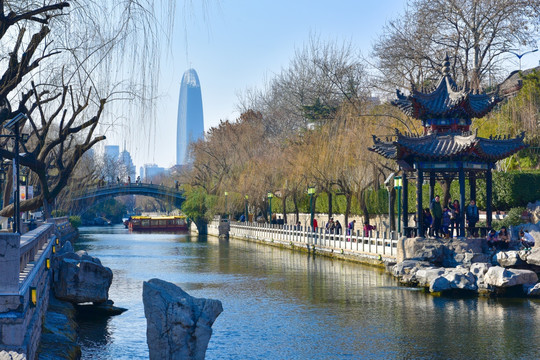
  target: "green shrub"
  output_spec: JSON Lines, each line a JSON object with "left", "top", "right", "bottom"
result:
{"left": 68, "top": 215, "right": 81, "bottom": 228}
{"left": 51, "top": 210, "right": 66, "bottom": 218}
{"left": 491, "top": 207, "right": 527, "bottom": 230}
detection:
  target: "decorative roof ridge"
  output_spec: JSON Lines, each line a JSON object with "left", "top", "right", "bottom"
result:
{"left": 483, "top": 131, "right": 527, "bottom": 142}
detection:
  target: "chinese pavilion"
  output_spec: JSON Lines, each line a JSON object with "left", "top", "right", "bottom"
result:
{"left": 370, "top": 56, "right": 527, "bottom": 237}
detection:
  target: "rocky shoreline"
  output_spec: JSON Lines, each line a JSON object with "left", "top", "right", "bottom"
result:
{"left": 390, "top": 236, "right": 540, "bottom": 297}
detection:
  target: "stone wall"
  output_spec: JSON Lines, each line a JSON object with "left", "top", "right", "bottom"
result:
{"left": 0, "top": 234, "right": 53, "bottom": 359}
{"left": 0, "top": 220, "right": 75, "bottom": 359}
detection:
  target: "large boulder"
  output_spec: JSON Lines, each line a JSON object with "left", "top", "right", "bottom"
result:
{"left": 470, "top": 262, "right": 491, "bottom": 290}
{"left": 415, "top": 267, "right": 445, "bottom": 287}
{"left": 484, "top": 266, "right": 538, "bottom": 288}
{"left": 143, "top": 278, "right": 223, "bottom": 360}
{"left": 523, "top": 248, "right": 540, "bottom": 266}
{"left": 429, "top": 268, "right": 477, "bottom": 293}
{"left": 53, "top": 250, "right": 113, "bottom": 304}
{"left": 496, "top": 251, "right": 525, "bottom": 267}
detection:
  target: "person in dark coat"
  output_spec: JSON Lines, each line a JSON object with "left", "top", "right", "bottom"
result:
{"left": 466, "top": 200, "right": 479, "bottom": 237}
{"left": 430, "top": 195, "right": 443, "bottom": 237}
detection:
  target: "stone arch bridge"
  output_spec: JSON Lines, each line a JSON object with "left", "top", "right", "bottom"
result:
{"left": 70, "top": 183, "right": 185, "bottom": 213}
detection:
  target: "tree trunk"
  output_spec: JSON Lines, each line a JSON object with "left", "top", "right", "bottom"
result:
{"left": 440, "top": 175, "right": 453, "bottom": 208}
{"left": 327, "top": 192, "right": 333, "bottom": 221}
{"left": 282, "top": 196, "right": 287, "bottom": 224}
{"left": 194, "top": 218, "right": 208, "bottom": 235}
{"left": 344, "top": 193, "right": 352, "bottom": 230}
{"left": 359, "top": 190, "right": 369, "bottom": 225}
{"left": 293, "top": 192, "right": 299, "bottom": 224}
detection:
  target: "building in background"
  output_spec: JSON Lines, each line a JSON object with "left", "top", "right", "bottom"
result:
{"left": 176, "top": 68, "right": 204, "bottom": 165}
{"left": 141, "top": 164, "right": 167, "bottom": 182}
{"left": 104, "top": 145, "right": 119, "bottom": 161}
{"left": 120, "top": 146, "right": 136, "bottom": 180}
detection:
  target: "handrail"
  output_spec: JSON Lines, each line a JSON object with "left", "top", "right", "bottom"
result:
{"left": 212, "top": 220, "right": 398, "bottom": 258}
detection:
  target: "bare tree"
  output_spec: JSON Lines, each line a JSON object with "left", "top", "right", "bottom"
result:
{"left": 373, "top": 0, "right": 540, "bottom": 92}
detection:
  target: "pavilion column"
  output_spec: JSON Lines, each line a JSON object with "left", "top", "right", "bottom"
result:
{"left": 470, "top": 172, "right": 476, "bottom": 201}
{"left": 402, "top": 172, "right": 408, "bottom": 235}
{"left": 417, "top": 168, "right": 423, "bottom": 237}
{"left": 429, "top": 172, "right": 435, "bottom": 202}
{"left": 486, "top": 165, "right": 493, "bottom": 228}
{"left": 459, "top": 165, "right": 466, "bottom": 237}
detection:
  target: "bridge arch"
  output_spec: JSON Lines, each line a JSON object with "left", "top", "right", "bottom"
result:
{"left": 70, "top": 183, "right": 185, "bottom": 214}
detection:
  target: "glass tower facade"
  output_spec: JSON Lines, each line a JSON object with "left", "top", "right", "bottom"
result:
{"left": 176, "top": 68, "right": 204, "bottom": 165}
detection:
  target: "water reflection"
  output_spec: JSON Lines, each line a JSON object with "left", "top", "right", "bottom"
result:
{"left": 76, "top": 226, "right": 540, "bottom": 360}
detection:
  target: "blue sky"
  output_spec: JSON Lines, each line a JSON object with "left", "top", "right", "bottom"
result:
{"left": 112, "top": 0, "right": 540, "bottom": 169}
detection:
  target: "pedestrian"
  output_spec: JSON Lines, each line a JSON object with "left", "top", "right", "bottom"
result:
{"left": 312, "top": 218, "right": 318, "bottom": 231}
{"left": 348, "top": 219, "right": 356, "bottom": 235}
{"left": 498, "top": 226, "right": 510, "bottom": 250}
{"left": 128, "top": 176, "right": 131, "bottom": 184}
{"left": 335, "top": 220, "right": 342, "bottom": 235}
{"left": 466, "top": 199, "right": 479, "bottom": 237}
{"left": 450, "top": 200, "right": 461, "bottom": 237}
{"left": 519, "top": 230, "right": 535, "bottom": 249}
{"left": 363, "top": 221, "right": 375, "bottom": 237}
{"left": 442, "top": 206, "right": 451, "bottom": 238}
{"left": 486, "top": 229, "right": 499, "bottom": 250}
{"left": 430, "top": 195, "right": 443, "bottom": 237}
{"left": 326, "top": 218, "right": 335, "bottom": 234}
{"left": 423, "top": 208, "right": 433, "bottom": 237}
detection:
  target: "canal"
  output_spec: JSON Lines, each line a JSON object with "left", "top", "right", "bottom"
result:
{"left": 76, "top": 225, "right": 540, "bottom": 359}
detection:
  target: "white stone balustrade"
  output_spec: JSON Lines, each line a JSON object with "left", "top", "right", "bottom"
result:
{"left": 208, "top": 219, "right": 398, "bottom": 259}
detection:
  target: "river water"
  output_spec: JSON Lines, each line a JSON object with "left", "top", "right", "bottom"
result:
{"left": 75, "top": 225, "right": 540, "bottom": 359}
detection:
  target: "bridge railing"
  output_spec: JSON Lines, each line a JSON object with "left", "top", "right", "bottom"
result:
{"left": 71, "top": 182, "right": 184, "bottom": 201}
{"left": 210, "top": 219, "right": 399, "bottom": 258}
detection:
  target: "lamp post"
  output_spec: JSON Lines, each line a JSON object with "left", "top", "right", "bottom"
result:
{"left": 224, "top": 191, "right": 228, "bottom": 219}
{"left": 509, "top": 49, "right": 538, "bottom": 70}
{"left": 267, "top": 192, "right": 273, "bottom": 223}
{"left": 2, "top": 113, "right": 29, "bottom": 233}
{"left": 244, "top": 195, "right": 248, "bottom": 223}
{"left": 394, "top": 176, "right": 403, "bottom": 233}
{"left": 0, "top": 168, "right": 5, "bottom": 219}
{"left": 307, "top": 186, "right": 315, "bottom": 228}
{"left": 21, "top": 168, "right": 28, "bottom": 222}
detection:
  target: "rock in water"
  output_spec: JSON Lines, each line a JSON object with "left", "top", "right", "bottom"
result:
{"left": 54, "top": 255, "right": 113, "bottom": 304}
{"left": 143, "top": 278, "right": 223, "bottom": 360}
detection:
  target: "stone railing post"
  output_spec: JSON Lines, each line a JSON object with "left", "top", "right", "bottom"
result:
{"left": 0, "top": 233, "right": 21, "bottom": 293}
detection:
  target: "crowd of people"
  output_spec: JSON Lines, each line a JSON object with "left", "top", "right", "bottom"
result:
{"left": 422, "top": 195, "right": 480, "bottom": 239}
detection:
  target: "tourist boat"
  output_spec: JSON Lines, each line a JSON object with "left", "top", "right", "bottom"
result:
{"left": 128, "top": 215, "right": 189, "bottom": 232}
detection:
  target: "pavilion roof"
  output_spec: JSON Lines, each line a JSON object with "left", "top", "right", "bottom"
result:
{"left": 369, "top": 131, "right": 527, "bottom": 162}
{"left": 392, "top": 57, "right": 500, "bottom": 120}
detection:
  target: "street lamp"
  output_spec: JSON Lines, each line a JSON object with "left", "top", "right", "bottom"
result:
{"left": 267, "top": 192, "right": 273, "bottom": 223}
{"left": 2, "top": 112, "right": 29, "bottom": 233}
{"left": 244, "top": 195, "right": 248, "bottom": 223}
{"left": 394, "top": 176, "right": 403, "bottom": 233}
{"left": 509, "top": 49, "right": 538, "bottom": 70}
{"left": 0, "top": 167, "right": 5, "bottom": 215}
{"left": 307, "top": 186, "right": 315, "bottom": 229}
{"left": 224, "top": 191, "right": 228, "bottom": 219}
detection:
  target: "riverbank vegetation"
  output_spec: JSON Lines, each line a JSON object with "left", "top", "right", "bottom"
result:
{"left": 180, "top": 0, "right": 540, "bottom": 225}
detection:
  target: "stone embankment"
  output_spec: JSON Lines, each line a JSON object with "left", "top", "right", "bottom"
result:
{"left": 143, "top": 278, "right": 223, "bottom": 360}
{"left": 391, "top": 236, "right": 540, "bottom": 297}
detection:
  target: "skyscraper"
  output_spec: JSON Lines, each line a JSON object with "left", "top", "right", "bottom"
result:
{"left": 176, "top": 68, "right": 204, "bottom": 165}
